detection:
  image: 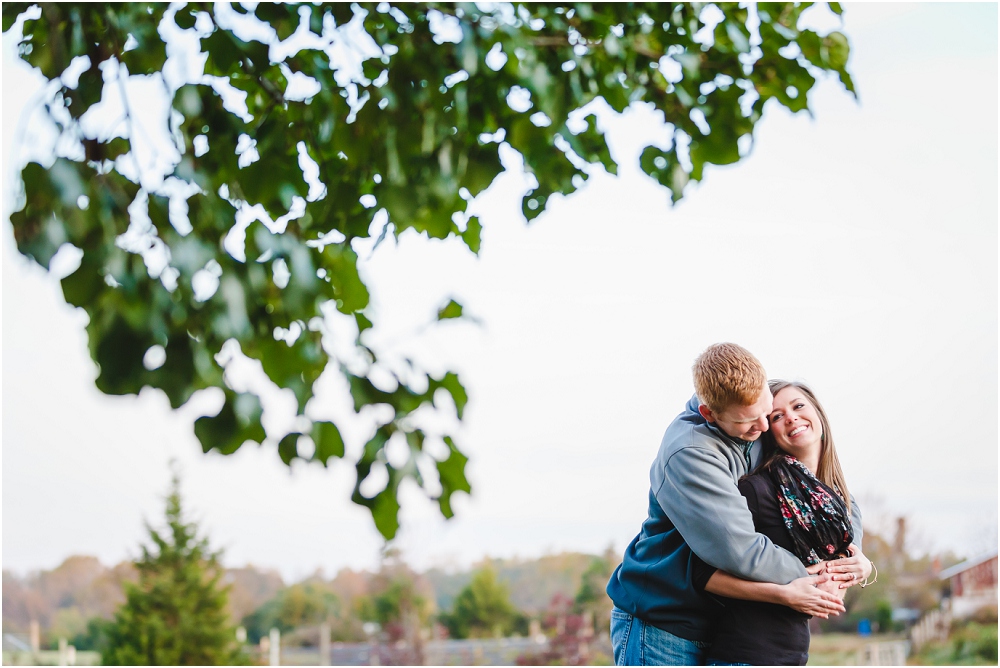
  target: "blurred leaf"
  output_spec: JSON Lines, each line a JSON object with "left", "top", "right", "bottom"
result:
{"left": 118, "top": 19, "right": 167, "bottom": 75}
{"left": 321, "top": 245, "right": 369, "bottom": 314}
{"left": 93, "top": 316, "right": 153, "bottom": 396}
{"left": 436, "top": 436, "right": 471, "bottom": 519}
{"left": 312, "top": 421, "right": 345, "bottom": 465}
{"left": 149, "top": 333, "right": 199, "bottom": 410}
{"left": 371, "top": 487, "right": 401, "bottom": 541}
{"left": 253, "top": 3, "right": 298, "bottom": 41}
{"left": 436, "top": 299, "right": 463, "bottom": 321}
{"left": 428, "top": 371, "right": 468, "bottom": 420}
{"left": 202, "top": 29, "right": 270, "bottom": 77}
{"left": 639, "top": 145, "right": 688, "bottom": 202}
{"left": 173, "top": 6, "right": 197, "bottom": 30}
{"left": 194, "top": 392, "right": 265, "bottom": 455}
{"left": 351, "top": 428, "right": 404, "bottom": 539}
{"left": 60, "top": 256, "right": 105, "bottom": 308}
{"left": 2, "top": 4, "right": 32, "bottom": 32}
{"left": 461, "top": 216, "right": 482, "bottom": 256}
{"left": 6, "top": 1, "right": 857, "bottom": 539}
{"left": 278, "top": 432, "right": 298, "bottom": 465}
{"left": 355, "top": 312, "right": 373, "bottom": 335}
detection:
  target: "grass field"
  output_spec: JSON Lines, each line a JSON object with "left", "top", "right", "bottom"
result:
{"left": 907, "top": 621, "right": 998, "bottom": 666}
{"left": 807, "top": 632, "right": 908, "bottom": 665}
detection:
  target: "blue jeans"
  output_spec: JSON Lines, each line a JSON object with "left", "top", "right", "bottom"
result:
{"left": 610, "top": 607, "right": 709, "bottom": 666}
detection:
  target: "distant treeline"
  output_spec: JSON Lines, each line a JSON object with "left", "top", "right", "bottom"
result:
{"left": 2, "top": 547, "right": 620, "bottom": 649}
{"left": 4, "top": 518, "right": 967, "bottom": 652}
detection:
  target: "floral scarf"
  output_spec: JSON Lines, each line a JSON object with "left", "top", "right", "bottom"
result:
{"left": 770, "top": 455, "right": 854, "bottom": 565}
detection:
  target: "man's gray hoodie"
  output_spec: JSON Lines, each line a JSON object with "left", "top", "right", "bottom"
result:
{"left": 606, "top": 395, "right": 863, "bottom": 642}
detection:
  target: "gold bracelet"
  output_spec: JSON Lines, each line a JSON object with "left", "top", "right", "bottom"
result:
{"left": 860, "top": 562, "right": 878, "bottom": 588}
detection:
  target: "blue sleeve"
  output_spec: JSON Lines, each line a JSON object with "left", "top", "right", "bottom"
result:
{"left": 656, "top": 447, "right": 808, "bottom": 585}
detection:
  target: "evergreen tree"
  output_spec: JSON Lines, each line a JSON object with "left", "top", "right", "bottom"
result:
{"left": 440, "top": 567, "right": 525, "bottom": 639}
{"left": 103, "top": 474, "right": 246, "bottom": 665}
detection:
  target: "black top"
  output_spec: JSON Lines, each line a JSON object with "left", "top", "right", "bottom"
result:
{"left": 691, "top": 473, "right": 811, "bottom": 666}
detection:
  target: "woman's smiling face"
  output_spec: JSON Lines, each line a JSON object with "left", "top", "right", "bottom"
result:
{"left": 768, "top": 385, "right": 824, "bottom": 455}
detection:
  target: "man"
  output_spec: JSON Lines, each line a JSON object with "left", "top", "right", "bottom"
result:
{"left": 606, "top": 343, "right": 867, "bottom": 665}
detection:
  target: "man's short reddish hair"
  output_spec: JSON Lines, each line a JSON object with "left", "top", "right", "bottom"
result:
{"left": 692, "top": 343, "right": 767, "bottom": 413}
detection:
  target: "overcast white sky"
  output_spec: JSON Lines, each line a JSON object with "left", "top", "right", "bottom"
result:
{"left": 3, "top": 3, "right": 997, "bottom": 583}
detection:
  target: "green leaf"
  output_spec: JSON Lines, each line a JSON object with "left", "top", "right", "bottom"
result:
{"left": 194, "top": 391, "right": 265, "bottom": 455}
{"left": 311, "top": 421, "right": 345, "bottom": 465}
{"left": 522, "top": 188, "right": 552, "bottom": 222}
{"left": 173, "top": 6, "right": 197, "bottom": 30}
{"left": 371, "top": 487, "right": 401, "bottom": 540}
{"left": 202, "top": 29, "right": 270, "bottom": 77}
{"left": 461, "top": 144, "right": 504, "bottom": 197}
{"left": 321, "top": 245, "right": 369, "bottom": 314}
{"left": 278, "top": 432, "right": 298, "bottom": 465}
{"left": 106, "top": 137, "right": 132, "bottom": 162}
{"left": 797, "top": 30, "right": 824, "bottom": 67}
{"left": 437, "top": 299, "right": 463, "bottom": 320}
{"left": 347, "top": 375, "right": 397, "bottom": 413}
{"left": 825, "top": 31, "right": 854, "bottom": 93}
{"left": 461, "top": 216, "right": 482, "bottom": 256}
{"left": 2, "top": 4, "right": 33, "bottom": 32}
{"left": 253, "top": 3, "right": 298, "bottom": 41}
{"left": 428, "top": 371, "right": 468, "bottom": 420}
{"left": 119, "top": 26, "right": 167, "bottom": 76}
{"left": 355, "top": 312, "right": 373, "bottom": 335}
{"left": 61, "top": 256, "right": 106, "bottom": 308}
{"left": 351, "top": 428, "right": 403, "bottom": 539}
{"left": 353, "top": 428, "right": 390, "bottom": 493}
{"left": 92, "top": 316, "right": 153, "bottom": 396}
{"left": 239, "top": 145, "right": 310, "bottom": 219}
{"left": 148, "top": 333, "right": 199, "bottom": 410}
{"left": 6, "top": 1, "right": 860, "bottom": 541}
{"left": 564, "top": 115, "right": 618, "bottom": 176}
{"left": 251, "top": 334, "right": 326, "bottom": 412}
{"left": 435, "top": 436, "right": 471, "bottom": 519}
{"left": 70, "top": 65, "right": 103, "bottom": 116}
{"left": 10, "top": 163, "right": 64, "bottom": 267}
{"left": 639, "top": 145, "right": 687, "bottom": 203}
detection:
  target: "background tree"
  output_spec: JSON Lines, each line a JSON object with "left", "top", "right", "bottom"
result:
{"left": 70, "top": 617, "right": 115, "bottom": 654}
{"left": 372, "top": 579, "right": 431, "bottom": 639}
{"left": 370, "top": 549, "right": 435, "bottom": 645}
{"left": 102, "top": 474, "right": 246, "bottom": 666}
{"left": 573, "top": 548, "right": 617, "bottom": 634}
{"left": 2, "top": 2, "right": 855, "bottom": 538}
{"left": 224, "top": 565, "right": 285, "bottom": 626}
{"left": 241, "top": 582, "right": 339, "bottom": 645}
{"left": 439, "top": 566, "right": 526, "bottom": 639}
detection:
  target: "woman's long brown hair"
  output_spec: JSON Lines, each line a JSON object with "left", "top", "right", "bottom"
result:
{"left": 758, "top": 380, "right": 852, "bottom": 515}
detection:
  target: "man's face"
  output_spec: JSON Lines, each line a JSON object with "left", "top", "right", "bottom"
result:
{"left": 700, "top": 387, "right": 773, "bottom": 442}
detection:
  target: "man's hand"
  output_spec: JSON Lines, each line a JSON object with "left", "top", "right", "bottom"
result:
{"left": 778, "top": 574, "right": 846, "bottom": 618}
{"left": 825, "top": 544, "right": 872, "bottom": 589}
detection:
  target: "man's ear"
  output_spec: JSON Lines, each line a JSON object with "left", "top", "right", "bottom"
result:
{"left": 698, "top": 404, "right": 715, "bottom": 423}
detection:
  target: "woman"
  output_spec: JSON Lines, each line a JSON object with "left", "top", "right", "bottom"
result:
{"left": 692, "top": 380, "right": 874, "bottom": 666}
